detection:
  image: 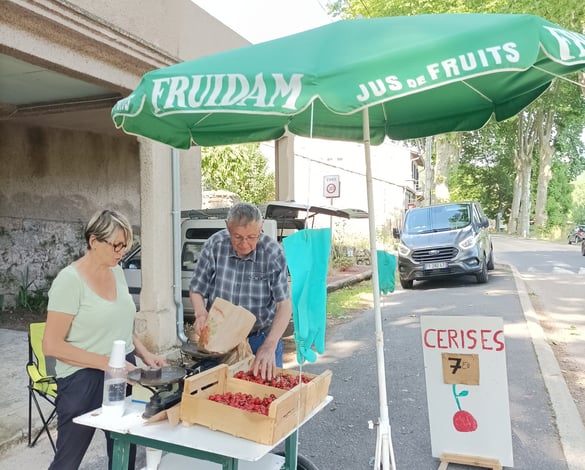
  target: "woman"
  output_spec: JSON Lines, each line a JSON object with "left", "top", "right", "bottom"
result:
{"left": 43, "top": 209, "right": 167, "bottom": 470}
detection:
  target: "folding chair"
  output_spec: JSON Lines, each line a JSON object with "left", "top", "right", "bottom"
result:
{"left": 27, "top": 322, "right": 57, "bottom": 452}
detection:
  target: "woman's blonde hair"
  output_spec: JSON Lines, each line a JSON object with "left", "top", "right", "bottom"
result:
{"left": 84, "top": 209, "right": 133, "bottom": 250}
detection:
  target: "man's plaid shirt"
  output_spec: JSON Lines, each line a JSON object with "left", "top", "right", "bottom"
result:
{"left": 189, "top": 229, "right": 289, "bottom": 333}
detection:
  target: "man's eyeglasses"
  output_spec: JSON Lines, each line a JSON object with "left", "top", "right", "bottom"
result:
{"left": 229, "top": 233, "right": 260, "bottom": 244}
{"left": 104, "top": 240, "right": 128, "bottom": 253}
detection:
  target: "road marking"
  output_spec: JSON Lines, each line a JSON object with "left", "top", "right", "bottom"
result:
{"left": 510, "top": 264, "right": 585, "bottom": 470}
{"left": 552, "top": 266, "right": 575, "bottom": 274}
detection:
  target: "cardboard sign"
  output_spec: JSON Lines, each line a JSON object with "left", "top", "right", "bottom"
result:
{"left": 421, "top": 316, "right": 513, "bottom": 467}
{"left": 441, "top": 353, "right": 480, "bottom": 385}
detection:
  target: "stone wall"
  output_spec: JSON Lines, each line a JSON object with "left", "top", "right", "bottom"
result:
{"left": 0, "top": 217, "right": 84, "bottom": 306}
{"left": 0, "top": 122, "right": 140, "bottom": 307}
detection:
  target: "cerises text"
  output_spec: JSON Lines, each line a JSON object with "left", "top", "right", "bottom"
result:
{"left": 423, "top": 328, "right": 504, "bottom": 351}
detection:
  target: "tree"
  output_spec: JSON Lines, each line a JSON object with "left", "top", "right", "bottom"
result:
{"left": 545, "top": 162, "right": 573, "bottom": 228}
{"left": 333, "top": 0, "right": 585, "bottom": 236}
{"left": 450, "top": 120, "right": 516, "bottom": 221}
{"left": 201, "top": 144, "right": 275, "bottom": 204}
{"left": 570, "top": 171, "right": 585, "bottom": 224}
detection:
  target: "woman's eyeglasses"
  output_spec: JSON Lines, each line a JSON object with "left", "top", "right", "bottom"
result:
{"left": 104, "top": 240, "right": 128, "bottom": 253}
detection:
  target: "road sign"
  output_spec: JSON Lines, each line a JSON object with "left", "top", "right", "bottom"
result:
{"left": 323, "top": 175, "right": 340, "bottom": 198}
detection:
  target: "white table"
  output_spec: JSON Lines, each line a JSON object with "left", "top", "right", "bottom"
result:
{"left": 74, "top": 396, "right": 332, "bottom": 470}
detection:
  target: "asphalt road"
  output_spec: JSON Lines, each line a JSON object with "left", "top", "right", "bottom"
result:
{"left": 2, "top": 237, "right": 583, "bottom": 469}
{"left": 494, "top": 235, "right": 585, "bottom": 425}
{"left": 287, "top": 263, "right": 571, "bottom": 469}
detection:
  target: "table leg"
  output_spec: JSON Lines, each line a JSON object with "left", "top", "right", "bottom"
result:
{"left": 283, "top": 430, "right": 298, "bottom": 469}
{"left": 224, "top": 458, "right": 239, "bottom": 470}
{"left": 109, "top": 431, "right": 239, "bottom": 470}
{"left": 110, "top": 432, "right": 131, "bottom": 470}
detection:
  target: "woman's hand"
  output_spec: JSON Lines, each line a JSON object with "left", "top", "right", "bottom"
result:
{"left": 141, "top": 350, "right": 168, "bottom": 368}
{"left": 132, "top": 334, "right": 168, "bottom": 368}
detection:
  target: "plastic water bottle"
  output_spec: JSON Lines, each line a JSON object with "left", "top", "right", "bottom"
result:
{"left": 102, "top": 340, "right": 127, "bottom": 418}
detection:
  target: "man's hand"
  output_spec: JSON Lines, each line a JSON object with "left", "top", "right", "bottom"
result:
{"left": 190, "top": 292, "right": 209, "bottom": 339}
{"left": 194, "top": 311, "right": 208, "bottom": 337}
{"left": 252, "top": 341, "right": 277, "bottom": 380}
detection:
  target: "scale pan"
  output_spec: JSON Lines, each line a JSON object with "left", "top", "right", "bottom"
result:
{"left": 127, "top": 366, "right": 186, "bottom": 386}
{"left": 180, "top": 342, "right": 232, "bottom": 361}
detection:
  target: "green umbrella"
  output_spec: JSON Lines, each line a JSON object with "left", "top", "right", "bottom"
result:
{"left": 112, "top": 14, "right": 585, "bottom": 469}
{"left": 113, "top": 14, "right": 585, "bottom": 149}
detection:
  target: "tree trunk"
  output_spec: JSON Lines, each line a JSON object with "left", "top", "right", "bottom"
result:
{"left": 519, "top": 164, "right": 532, "bottom": 237}
{"left": 433, "top": 133, "right": 460, "bottom": 203}
{"left": 508, "top": 153, "right": 522, "bottom": 234}
{"left": 508, "top": 111, "right": 538, "bottom": 236}
{"left": 534, "top": 107, "right": 555, "bottom": 228}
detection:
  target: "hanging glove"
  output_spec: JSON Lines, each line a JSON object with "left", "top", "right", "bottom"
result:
{"left": 283, "top": 228, "right": 331, "bottom": 364}
{"left": 377, "top": 250, "right": 396, "bottom": 295}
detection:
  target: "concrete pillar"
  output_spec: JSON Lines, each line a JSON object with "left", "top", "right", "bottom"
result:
{"left": 274, "top": 135, "right": 295, "bottom": 201}
{"left": 134, "top": 138, "right": 178, "bottom": 355}
{"left": 180, "top": 146, "right": 202, "bottom": 210}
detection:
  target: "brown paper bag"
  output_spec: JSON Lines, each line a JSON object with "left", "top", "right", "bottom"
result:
{"left": 198, "top": 297, "right": 256, "bottom": 353}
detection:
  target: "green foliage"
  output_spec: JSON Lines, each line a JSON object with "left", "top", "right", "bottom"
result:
{"left": 553, "top": 82, "right": 585, "bottom": 181}
{"left": 449, "top": 120, "right": 516, "bottom": 219}
{"left": 570, "top": 171, "right": 585, "bottom": 224}
{"left": 201, "top": 144, "right": 275, "bottom": 205}
{"left": 16, "top": 267, "right": 48, "bottom": 312}
{"left": 335, "top": 0, "right": 585, "bottom": 234}
{"left": 332, "top": 255, "right": 354, "bottom": 271}
{"left": 326, "top": 280, "right": 373, "bottom": 319}
{"left": 334, "top": 0, "right": 585, "bottom": 28}
{"left": 545, "top": 162, "right": 573, "bottom": 226}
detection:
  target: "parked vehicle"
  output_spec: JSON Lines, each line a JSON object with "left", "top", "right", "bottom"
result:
{"left": 568, "top": 225, "right": 585, "bottom": 244}
{"left": 121, "top": 201, "right": 367, "bottom": 319}
{"left": 394, "top": 201, "right": 494, "bottom": 289}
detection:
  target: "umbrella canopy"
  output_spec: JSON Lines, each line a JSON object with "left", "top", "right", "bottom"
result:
{"left": 113, "top": 14, "right": 585, "bottom": 149}
{"left": 112, "top": 14, "right": 585, "bottom": 469}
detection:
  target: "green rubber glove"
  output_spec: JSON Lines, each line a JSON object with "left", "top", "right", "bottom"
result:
{"left": 282, "top": 228, "right": 331, "bottom": 364}
{"left": 377, "top": 250, "right": 396, "bottom": 295}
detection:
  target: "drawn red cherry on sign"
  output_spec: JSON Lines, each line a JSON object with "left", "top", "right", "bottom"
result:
{"left": 451, "top": 384, "right": 478, "bottom": 432}
{"left": 453, "top": 409, "right": 478, "bottom": 432}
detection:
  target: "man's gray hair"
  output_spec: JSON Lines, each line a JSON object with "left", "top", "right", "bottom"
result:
{"left": 226, "top": 202, "right": 262, "bottom": 227}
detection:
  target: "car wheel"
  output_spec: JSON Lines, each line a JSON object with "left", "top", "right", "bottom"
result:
{"left": 476, "top": 258, "right": 488, "bottom": 284}
{"left": 400, "top": 279, "right": 414, "bottom": 289}
{"left": 487, "top": 247, "right": 495, "bottom": 270}
{"left": 274, "top": 451, "right": 319, "bottom": 470}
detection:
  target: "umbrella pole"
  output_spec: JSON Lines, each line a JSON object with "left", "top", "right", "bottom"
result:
{"left": 362, "top": 110, "right": 397, "bottom": 470}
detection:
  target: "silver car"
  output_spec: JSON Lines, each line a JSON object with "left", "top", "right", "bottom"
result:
{"left": 568, "top": 225, "right": 585, "bottom": 244}
{"left": 396, "top": 202, "right": 494, "bottom": 289}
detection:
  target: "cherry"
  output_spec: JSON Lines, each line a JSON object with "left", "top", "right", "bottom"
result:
{"left": 453, "top": 409, "right": 478, "bottom": 432}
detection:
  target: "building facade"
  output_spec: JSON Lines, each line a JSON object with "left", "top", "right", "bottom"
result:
{"left": 0, "top": 0, "right": 252, "bottom": 353}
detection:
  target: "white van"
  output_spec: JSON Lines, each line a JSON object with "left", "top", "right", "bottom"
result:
{"left": 122, "top": 202, "right": 367, "bottom": 319}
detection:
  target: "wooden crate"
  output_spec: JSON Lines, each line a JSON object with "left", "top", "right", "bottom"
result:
{"left": 228, "top": 356, "right": 332, "bottom": 420}
{"left": 180, "top": 364, "right": 303, "bottom": 445}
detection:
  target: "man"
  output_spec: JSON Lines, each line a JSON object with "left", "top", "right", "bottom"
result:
{"left": 189, "top": 202, "right": 292, "bottom": 379}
